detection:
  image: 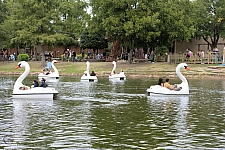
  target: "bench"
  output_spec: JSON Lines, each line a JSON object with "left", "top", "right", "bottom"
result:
{"left": 51, "top": 58, "right": 60, "bottom": 60}
{"left": 135, "top": 59, "right": 148, "bottom": 63}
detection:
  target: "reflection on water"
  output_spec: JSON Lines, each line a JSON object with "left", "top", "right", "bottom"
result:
{"left": 0, "top": 76, "right": 225, "bottom": 149}
{"left": 12, "top": 99, "right": 53, "bottom": 149}
{"left": 147, "top": 95, "right": 190, "bottom": 149}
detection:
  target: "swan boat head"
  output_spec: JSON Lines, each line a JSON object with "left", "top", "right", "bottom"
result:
{"left": 147, "top": 63, "right": 190, "bottom": 95}
{"left": 52, "top": 60, "right": 58, "bottom": 64}
{"left": 14, "top": 61, "right": 30, "bottom": 90}
{"left": 13, "top": 61, "right": 59, "bottom": 99}
{"left": 111, "top": 61, "right": 117, "bottom": 74}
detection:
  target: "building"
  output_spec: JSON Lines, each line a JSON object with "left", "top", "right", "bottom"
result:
{"left": 175, "top": 37, "right": 225, "bottom": 54}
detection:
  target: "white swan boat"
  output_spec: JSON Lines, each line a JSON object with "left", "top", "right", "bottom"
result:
{"left": 146, "top": 63, "right": 190, "bottom": 95}
{"left": 12, "top": 61, "right": 59, "bottom": 99}
{"left": 109, "top": 61, "right": 126, "bottom": 81}
{"left": 81, "top": 61, "right": 98, "bottom": 82}
{"left": 38, "top": 60, "right": 59, "bottom": 80}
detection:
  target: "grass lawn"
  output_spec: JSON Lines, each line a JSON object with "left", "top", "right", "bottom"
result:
{"left": 0, "top": 60, "right": 223, "bottom": 78}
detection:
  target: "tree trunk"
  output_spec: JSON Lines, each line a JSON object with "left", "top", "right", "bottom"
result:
{"left": 34, "top": 47, "right": 37, "bottom": 61}
{"left": 93, "top": 49, "right": 96, "bottom": 59}
{"left": 128, "top": 49, "right": 133, "bottom": 64}
{"left": 107, "top": 40, "right": 121, "bottom": 62}
{"left": 37, "top": 45, "right": 45, "bottom": 67}
{"left": 17, "top": 46, "right": 20, "bottom": 55}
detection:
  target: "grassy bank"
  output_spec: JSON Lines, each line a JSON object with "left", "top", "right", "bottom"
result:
{"left": 0, "top": 61, "right": 224, "bottom": 78}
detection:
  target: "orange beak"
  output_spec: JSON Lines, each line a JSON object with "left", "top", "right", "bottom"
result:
{"left": 186, "top": 67, "right": 190, "bottom": 70}
{"left": 15, "top": 66, "right": 20, "bottom": 69}
{"left": 54, "top": 62, "right": 58, "bottom": 64}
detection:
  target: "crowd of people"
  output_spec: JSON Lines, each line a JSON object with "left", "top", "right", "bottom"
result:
{"left": 0, "top": 49, "right": 17, "bottom": 62}
{"left": 185, "top": 48, "right": 222, "bottom": 62}
{"left": 62, "top": 48, "right": 106, "bottom": 62}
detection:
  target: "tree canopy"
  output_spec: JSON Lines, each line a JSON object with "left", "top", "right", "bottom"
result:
{"left": 193, "top": 0, "right": 225, "bottom": 49}
{"left": 1, "top": 0, "right": 225, "bottom": 62}
{"left": 80, "top": 29, "right": 108, "bottom": 52}
{"left": 3, "top": 0, "right": 88, "bottom": 48}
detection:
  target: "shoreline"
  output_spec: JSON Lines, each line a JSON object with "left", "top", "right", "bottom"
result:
{"left": 0, "top": 71, "right": 224, "bottom": 79}
{"left": 0, "top": 61, "right": 224, "bottom": 79}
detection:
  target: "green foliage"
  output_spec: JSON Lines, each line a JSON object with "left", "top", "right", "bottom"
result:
{"left": 155, "top": 46, "right": 169, "bottom": 56}
{"left": 106, "top": 52, "right": 110, "bottom": 57}
{"left": 0, "top": 0, "right": 8, "bottom": 48}
{"left": 76, "top": 54, "right": 83, "bottom": 61}
{"left": 1, "top": 0, "right": 225, "bottom": 56}
{"left": 193, "top": 0, "right": 225, "bottom": 49}
{"left": 2, "top": 0, "right": 88, "bottom": 48}
{"left": 61, "top": 54, "right": 65, "bottom": 61}
{"left": 80, "top": 29, "right": 108, "bottom": 51}
{"left": 18, "top": 54, "right": 29, "bottom": 61}
{"left": 89, "top": 0, "right": 196, "bottom": 53}
{"left": 90, "top": 0, "right": 161, "bottom": 47}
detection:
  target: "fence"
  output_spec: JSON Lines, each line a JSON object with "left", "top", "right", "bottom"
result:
{"left": 169, "top": 52, "right": 222, "bottom": 64}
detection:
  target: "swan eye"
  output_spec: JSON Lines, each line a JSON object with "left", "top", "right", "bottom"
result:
{"left": 184, "top": 66, "right": 187, "bottom": 69}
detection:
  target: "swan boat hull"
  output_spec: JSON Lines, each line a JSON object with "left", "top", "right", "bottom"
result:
{"left": 12, "top": 87, "right": 59, "bottom": 99}
{"left": 109, "top": 74, "right": 126, "bottom": 81}
{"left": 146, "top": 85, "right": 189, "bottom": 96}
{"left": 146, "top": 63, "right": 190, "bottom": 96}
{"left": 38, "top": 73, "right": 59, "bottom": 79}
{"left": 80, "top": 75, "right": 98, "bottom": 82}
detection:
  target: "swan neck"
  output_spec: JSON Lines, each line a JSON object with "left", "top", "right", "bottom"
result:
{"left": 176, "top": 66, "right": 187, "bottom": 83}
{"left": 16, "top": 64, "right": 30, "bottom": 84}
{"left": 52, "top": 63, "right": 58, "bottom": 74}
{"left": 111, "top": 63, "right": 116, "bottom": 74}
{"left": 86, "top": 63, "right": 90, "bottom": 75}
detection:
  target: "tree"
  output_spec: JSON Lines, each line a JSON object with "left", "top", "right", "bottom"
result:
{"left": 3, "top": 0, "right": 88, "bottom": 66}
{"left": 194, "top": 0, "right": 225, "bottom": 49}
{"left": 80, "top": 29, "right": 108, "bottom": 57}
{"left": 152, "top": 0, "right": 196, "bottom": 47}
{"left": 57, "top": 0, "right": 89, "bottom": 47}
{"left": 0, "top": 0, "right": 8, "bottom": 48}
{"left": 89, "top": 0, "right": 197, "bottom": 63}
{"left": 89, "top": 0, "right": 160, "bottom": 63}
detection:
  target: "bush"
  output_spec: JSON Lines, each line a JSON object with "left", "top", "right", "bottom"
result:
{"left": 76, "top": 54, "right": 82, "bottom": 61}
{"left": 155, "top": 46, "right": 169, "bottom": 56}
{"left": 18, "top": 54, "right": 29, "bottom": 61}
{"left": 61, "top": 54, "right": 65, "bottom": 61}
{"left": 106, "top": 52, "right": 110, "bottom": 57}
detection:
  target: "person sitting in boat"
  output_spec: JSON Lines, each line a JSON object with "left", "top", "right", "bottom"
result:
{"left": 164, "top": 78, "right": 181, "bottom": 91}
{"left": 42, "top": 69, "right": 46, "bottom": 74}
{"left": 42, "top": 68, "right": 51, "bottom": 75}
{"left": 31, "top": 80, "right": 39, "bottom": 88}
{"left": 19, "top": 86, "right": 29, "bottom": 90}
{"left": 119, "top": 70, "right": 124, "bottom": 75}
{"left": 90, "top": 71, "right": 96, "bottom": 76}
{"left": 84, "top": 71, "right": 88, "bottom": 76}
{"left": 40, "top": 78, "right": 48, "bottom": 88}
{"left": 45, "top": 69, "right": 51, "bottom": 75}
{"left": 157, "top": 78, "right": 164, "bottom": 87}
